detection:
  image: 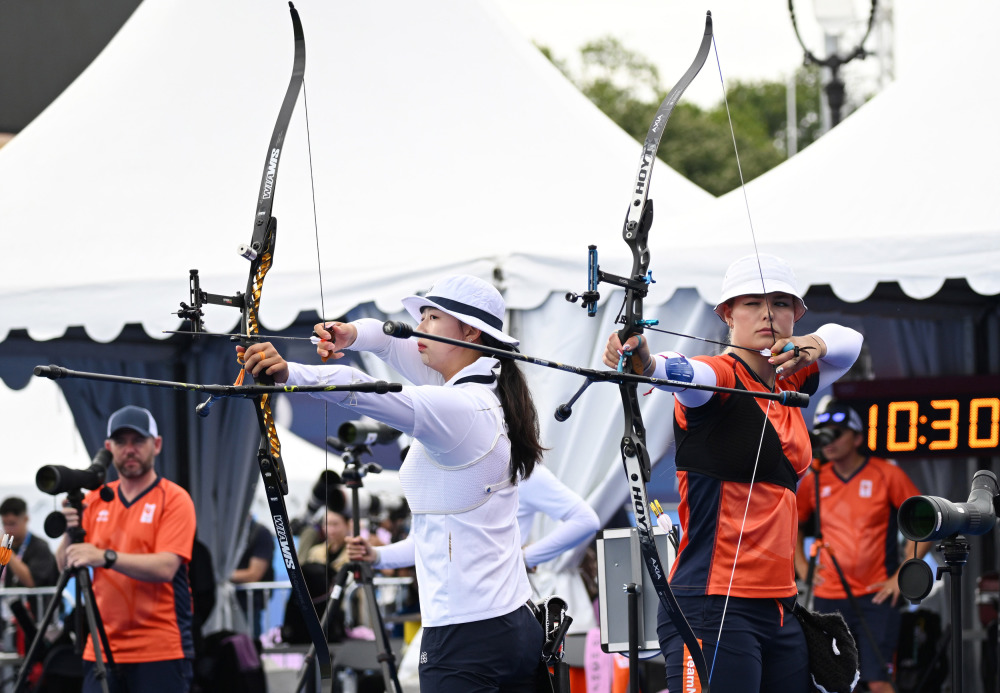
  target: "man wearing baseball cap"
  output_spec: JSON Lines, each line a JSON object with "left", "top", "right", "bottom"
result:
{"left": 58, "top": 405, "right": 196, "bottom": 693}
{"left": 796, "top": 399, "right": 930, "bottom": 693}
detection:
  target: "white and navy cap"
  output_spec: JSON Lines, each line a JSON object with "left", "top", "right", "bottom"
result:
{"left": 401, "top": 275, "right": 518, "bottom": 345}
{"left": 714, "top": 253, "right": 808, "bottom": 323}
{"left": 107, "top": 405, "right": 159, "bottom": 439}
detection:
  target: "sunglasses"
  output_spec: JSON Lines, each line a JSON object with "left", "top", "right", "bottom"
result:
{"left": 815, "top": 411, "right": 848, "bottom": 425}
{"left": 827, "top": 427, "right": 851, "bottom": 440}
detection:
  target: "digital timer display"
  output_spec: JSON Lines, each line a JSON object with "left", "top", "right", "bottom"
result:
{"left": 833, "top": 376, "right": 1000, "bottom": 458}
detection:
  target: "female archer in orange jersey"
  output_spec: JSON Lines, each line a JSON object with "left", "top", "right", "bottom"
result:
{"left": 604, "top": 253, "right": 863, "bottom": 693}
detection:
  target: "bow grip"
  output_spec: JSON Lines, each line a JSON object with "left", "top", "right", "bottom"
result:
{"left": 615, "top": 330, "right": 646, "bottom": 376}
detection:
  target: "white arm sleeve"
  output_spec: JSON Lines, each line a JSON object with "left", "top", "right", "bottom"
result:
{"left": 372, "top": 536, "right": 416, "bottom": 570}
{"left": 523, "top": 504, "right": 599, "bottom": 568}
{"left": 285, "top": 362, "right": 499, "bottom": 468}
{"left": 285, "top": 362, "right": 419, "bottom": 435}
{"left": 814, "top": 324, "right": 864, "bottom": 393}
{"left": 519, "top": 467, "right": 600, "bottom": 568}
{"left": 350, "top": 318, "right": 443, "bottom": 386}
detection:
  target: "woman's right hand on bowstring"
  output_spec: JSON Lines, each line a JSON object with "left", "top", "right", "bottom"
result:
{"left": 313, "top": 321, "right": 357, "bottom": 362}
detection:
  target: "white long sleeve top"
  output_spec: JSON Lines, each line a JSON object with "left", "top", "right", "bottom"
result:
{"left": 517, "top": 465, "right": 600, "bottom": 568}
{"left": 285, "top": 319, "right": 531, "bottom": 626}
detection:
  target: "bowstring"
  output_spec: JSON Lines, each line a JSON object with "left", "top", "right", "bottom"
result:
{"left": 302, "top": 80, "right": 332, "bottom": 584}
{"left": 707, "top": 30, "right": 781, "bottom": 682}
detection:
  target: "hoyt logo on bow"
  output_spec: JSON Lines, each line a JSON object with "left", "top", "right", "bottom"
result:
{"left": 561, "top": 12, "right": 716, "bottom": 693}
{"left": 171, "top": 4, "right": 332, "bottom": 679}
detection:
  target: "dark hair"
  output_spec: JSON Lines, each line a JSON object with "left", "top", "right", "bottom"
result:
{"left": 0, "top": 497, "right": 27, "bottom": 516}
{"left": 480, "top": 334, "right": 546, "bottom": 482}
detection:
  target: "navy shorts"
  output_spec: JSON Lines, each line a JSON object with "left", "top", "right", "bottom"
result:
{"left": 83, "top": 659, "right": 193, "bottom": 693}
{"left": 657, "top": 594, "right": 810, "bottom": 693}
{"left": 419, "top": 604, "right": 544, "bottom": 693}
{"left": 814, "top": 594, "right": 900, "bottom": 683}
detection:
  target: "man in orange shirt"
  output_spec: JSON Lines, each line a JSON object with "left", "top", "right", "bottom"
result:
{"left": 796, "top": 399, "right": 930, "bottom": 693}
{"left": 58, "top": 405, "right": 196, "bottom": 693}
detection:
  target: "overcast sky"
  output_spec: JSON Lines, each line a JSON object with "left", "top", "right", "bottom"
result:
{"left": 490, "top": 0, "right": 936, "bottom": 109}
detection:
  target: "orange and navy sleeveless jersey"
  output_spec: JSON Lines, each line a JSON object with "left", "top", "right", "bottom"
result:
{"left": 670, "top": 353, "right": 819, "bottom": 600}
{"left": 80, "top": 476, "right": 196, "bottom": 663}
{"left": 797, "top": 456, "right": 920, "bottom": 599}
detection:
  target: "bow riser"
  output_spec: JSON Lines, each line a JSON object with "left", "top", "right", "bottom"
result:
{"left": 189, "top": 4, "right": 330, "bottom": 677}
{"left": 601, "top": 13, "right": 715, "bottom": 692}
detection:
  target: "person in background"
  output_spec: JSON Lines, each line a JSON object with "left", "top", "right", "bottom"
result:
{"left": 517, "top": 464, "right": 600, "bottom": 573}
{"left": 305, "top": 507, "right": 352, "bottom": 578}
{"left": 229, "top": 515, "right": 275, "bottom": 640}
{"left": 1, "top": 495, "right": 59, "bottom": 683}
{"left": 57, "top": 405, "right": 197, "bottom": 693}
{"left": 796, "top": 398, "right": 931, "bottom": 693}
{"left": 1, "top": 496, "right": 58, "bottom": 589}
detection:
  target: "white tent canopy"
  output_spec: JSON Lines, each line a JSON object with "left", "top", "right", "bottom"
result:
{"left": 4, "top": 0, "right": 994, "bottom": 343}
{"left": 3, "top": 0, "right": 997, "bottom": 501}
{"left": 0, "top": 0, "right": 719, "bottom": 625}
{"left": 0, "top": 0, "right": 713, "bottom": 344}
{"left": 656, "top": 0, "right": 1000, "bottom": 305}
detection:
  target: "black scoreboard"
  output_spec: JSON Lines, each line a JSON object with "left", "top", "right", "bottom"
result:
{"left": 833, "top": 376, "right": 1000, "bottom": 458}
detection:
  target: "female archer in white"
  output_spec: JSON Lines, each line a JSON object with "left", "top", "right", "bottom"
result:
{"left": 241, "top": 274, "right": 545, "bottom": 693}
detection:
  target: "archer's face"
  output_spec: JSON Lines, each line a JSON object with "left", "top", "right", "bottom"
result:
{"left": 727, "top": 292, "right": 796, "bottom": 350}
{"left": 415, "top": 308, "right": 480, "bottom": 377}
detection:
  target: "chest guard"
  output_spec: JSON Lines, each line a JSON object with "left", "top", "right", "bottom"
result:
{"left": 674, "top": 371, "right": 799, "bottom": 492}
{"left": 399, "top": 401, "right": 513, "bottom": 514}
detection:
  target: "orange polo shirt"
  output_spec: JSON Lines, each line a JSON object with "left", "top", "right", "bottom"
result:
{"left": 80, "top": 476, "right": 196, "bottom": 662}
{"left": 797, "top": 456, "right": 919, "bottom": 599}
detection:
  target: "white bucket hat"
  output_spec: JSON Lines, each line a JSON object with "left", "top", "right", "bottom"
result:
{"left": 713, "top": 253, "right": 807, "bottom": 323}
{"left": 401, "top": 275, "right": 518, "bottom": 345}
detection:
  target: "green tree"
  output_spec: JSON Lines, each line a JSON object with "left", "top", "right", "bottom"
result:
{"left": 540, "top": 37, "right": 825, "bottom": 196}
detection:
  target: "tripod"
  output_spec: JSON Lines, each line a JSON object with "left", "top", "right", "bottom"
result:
{"left": 14, "top": 489, "right": 116, "bottom": 693}
{"left": 297, "top": 443, "right": 402, "bottom": 693}
{"left": 898, "top": 534, "right": 971, "bottom": 693}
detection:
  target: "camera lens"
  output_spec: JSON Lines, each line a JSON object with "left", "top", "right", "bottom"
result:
{"left": 36, "top": 467, "right": 60, "bottom": 495}
{"left": 898, "top": 496, "right": 939, "bottom": 541}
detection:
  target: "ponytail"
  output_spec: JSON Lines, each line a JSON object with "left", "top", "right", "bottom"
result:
{"left": 480, "top": 334, "right": 545, "bottom": 482}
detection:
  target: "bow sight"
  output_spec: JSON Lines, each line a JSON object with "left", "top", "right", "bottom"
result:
{"left": 565, "top": 243, "right": 658, "bottom": 319}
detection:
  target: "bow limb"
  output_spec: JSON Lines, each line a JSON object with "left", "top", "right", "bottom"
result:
{"left": 615, "top": 13, "right": 714, "bottom": 693}
{"left": 237, "top": 4, "right": 332, "bottom": 678}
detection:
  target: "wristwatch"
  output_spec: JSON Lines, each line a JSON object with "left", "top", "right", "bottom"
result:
{"left": 103, "top": 549, "right": 118, "bottom": 570}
